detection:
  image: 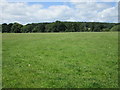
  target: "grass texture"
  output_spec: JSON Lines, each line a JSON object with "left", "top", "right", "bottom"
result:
{"left": 2, "top": 32, "right": 118, "bottom": 88}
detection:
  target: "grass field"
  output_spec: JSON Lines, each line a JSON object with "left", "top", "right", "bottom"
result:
{"left": 2, "top": 32, "right": 118, "bottom": 88}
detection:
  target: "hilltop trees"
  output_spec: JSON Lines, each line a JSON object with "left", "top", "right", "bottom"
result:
{"left": 0, "top": 24, "right": 2, "bottom": 33}
{"left": 21, "top": 24, "right": 36, "bottom": 33}
{"left": 2, "top": 21, "right": 119, "bottom": 33}
{"left": 32, "top": 24, "right": 45, "bottom": 32}
{"left": 55, "top": 21, "right": 66, "bottom": 32}
{"left": 110, "top": 25, "right": 120, "bottom": 31}
{"left": 7, "top": 23, "right": 13, "bottom": 32}
{"left": 21, "top": 24, "right": 32, "bottom": 33}
{"left": 2, "top": 23, "right": 8, "bottom": 33}
{"left": 45, "top": 21, "right": 66, "bottom": 32}
{"left": 11, "top": 23, "right": 23, "bottom": 33}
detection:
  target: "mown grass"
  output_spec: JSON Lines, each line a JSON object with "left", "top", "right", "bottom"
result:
{"left": 2, "top": 32, "right": 118, "bottom": 88}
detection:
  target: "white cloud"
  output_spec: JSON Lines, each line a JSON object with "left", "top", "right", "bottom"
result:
{"left": 1, "top": 0, "right": 74, "bottom": 24}
{"left": 96, "top": 6, "right": 118, "bottom": 22}
{"left": 71, "top": 2, "right": 118, "bottom": 22}
{"left": 0, "top": 0, "right": 118, "bottom": 24}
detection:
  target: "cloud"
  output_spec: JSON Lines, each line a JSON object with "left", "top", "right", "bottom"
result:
{"left": 1, "top": 0, "right": 74, "bottom": 24}
{"left": 1, "top": 0, "right": 118, "bottom": 24}
{"left": 96, "top": 6, "right": 118, "bottom": 22}
{"left": 72, "top": 2, "right": 118, "bottom": 22}
{"left": 1, "top": 0, "right": 44, "bottom": 24}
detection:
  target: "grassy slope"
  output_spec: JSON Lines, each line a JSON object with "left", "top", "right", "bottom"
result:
{"left": 2, "top": 32, "right": 118, "bottom": 88}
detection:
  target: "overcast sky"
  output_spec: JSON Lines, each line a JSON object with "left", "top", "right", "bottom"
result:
{"left": 0, "top": 0, "right": 118, "bottom": 24}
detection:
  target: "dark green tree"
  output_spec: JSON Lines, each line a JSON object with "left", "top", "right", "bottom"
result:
{"left": 55, "top": 21, "right": 66, "bottom": 32}
{"left": 110, "top": 25, "right": 120, "bottom": 31}
{"left": 7, "top": 23, "right": 13, "bottom": 32}
{"left": 2, "top": 21, "right": 116, "bottom": 33}
{"left": 45, "top": 21, "right": 66, "bottom": 32}
{"left": 0, "top": 24, "right": 2, "bottom": 33}
{"left": 11, "top": 23, "right": 23, "bottom": 33}
{"left": 21, "top": 24, "right": 35, "bottom": 33}
{"left": 32, "top": 24, "right": 45, "bottom": 32}
{"left": 2, "top": 23, "right": 8, "bottom": 33}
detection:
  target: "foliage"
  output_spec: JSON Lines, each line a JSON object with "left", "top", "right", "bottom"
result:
{"left": 110, "top": 25, "right": 120, "bottom": 31}
{"left": 8, "top": 23, "right": 13, "bottom": 33}
{"left": 0, "top": 24, "right": 2, "bottom": 33}
{"left": 2, "top": 21, "right": 118, "bottom": 33}
{"left": 11, "top": 23, "right": 23, "bottom": 33}
{"left": 2, "top": 23, "right": 8, "bottom": 33}
{"left": 32, "top": 24, "right": 45, "bottom": 32}
{"left": 21, "top": 24, "right": 35, "bottom": 33}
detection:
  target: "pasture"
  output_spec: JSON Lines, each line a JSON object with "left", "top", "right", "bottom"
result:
{"left": 2, "top": 32, "right": 118, "bottom": 88}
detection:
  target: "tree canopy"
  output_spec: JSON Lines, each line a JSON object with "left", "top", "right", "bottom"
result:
{"left": 2, "top": 21, "right": 119, "bottom": 33}
{"left": 11, "top": 23, "right": 23, "bottom": 33}
{"left": 110, "top": 25, "right": 120, "bottom": 31}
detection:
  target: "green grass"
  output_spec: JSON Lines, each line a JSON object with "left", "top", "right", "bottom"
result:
{"left": 2, "top": 32, "right": 118, "bottom": 88}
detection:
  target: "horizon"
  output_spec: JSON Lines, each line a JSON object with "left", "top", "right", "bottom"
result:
{"left": 1, "top": 20, "right": 118, "bottom": 26}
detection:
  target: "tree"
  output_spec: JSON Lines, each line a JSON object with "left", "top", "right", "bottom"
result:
{"left": 83, "top": 23, "right": 88, "bottom": 32}
{"left": 11, "top": 23, "right": 23, "bottom": 33}
{"left": 65, "top": 23, "right": 72, "bottom": 32}
{"left": 2, "top": 23, "right": 13, "bottom": 33}
{"left": 2, "top": 23, "right": 8, "bottom": 33}
{"left": 93, "top": 24, "right": 101, "bottom": 32}
{"left": 2, "top": 21, "right": 116, "bottom": 33}
{"left": 45, "top": 21, "right": 66, "bottom": 32}
{"left": 7, "top": 23, "right": 13, "bottom": 32}
{"left": 65, "top": 23, "right": 79, "bottom": 32}
{"left": 79, "top": 23, "right": 84, "bottom": 32}
{"left": 69, "top": 23, "right": 76, "bottom": 32}
{"left": 55, "top": 21, "right": 66, "bottom": 32}
{"left": 0, "top": 24, "right": 2, "bottom": 33}
{"left": 88, "top": 23, "right": 94, "bottom": 32}
{"left": 21, "top": 24, "right": 35, "bottom": 33}
{"left": 45, "top": 24, "right": 53, "bottom": 32}
{"left": 51, "top": 23, "right": 58, "bottom": 32}
{"left": 32, "top": 24, "right": 45, "bottom": 32}
{"left": 110, "top": 25, "right": 120, "bottom": 31}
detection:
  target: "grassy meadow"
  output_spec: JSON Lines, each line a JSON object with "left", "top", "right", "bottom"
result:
{"left": 2, "top": 32, "right": 118, "bottom": 88}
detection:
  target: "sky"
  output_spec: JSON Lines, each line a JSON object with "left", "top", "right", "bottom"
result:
{"left": 0, "top": 0, "right": 119, "bottom": 24}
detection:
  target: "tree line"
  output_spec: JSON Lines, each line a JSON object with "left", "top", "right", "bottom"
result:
{"left": 2, "top": 21, "right": 120, "bottom": 33}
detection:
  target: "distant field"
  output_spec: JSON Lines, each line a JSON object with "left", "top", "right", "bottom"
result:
{"left": 2, "top": 32, "right": 118, "bottom": 88}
